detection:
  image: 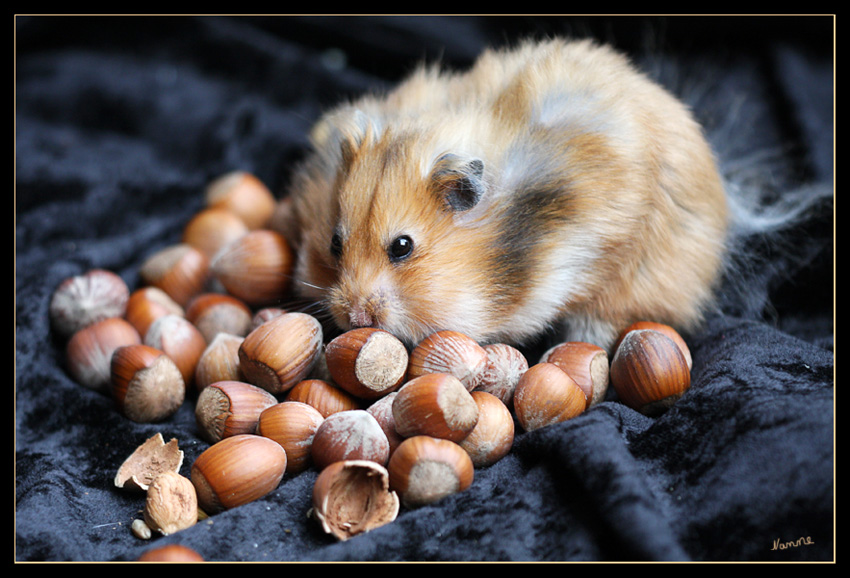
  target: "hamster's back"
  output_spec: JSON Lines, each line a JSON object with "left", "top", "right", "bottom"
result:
{"left": 285, "top": 38, "right": 729, "bottom": 351}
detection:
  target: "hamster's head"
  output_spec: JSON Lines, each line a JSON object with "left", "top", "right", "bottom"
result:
{"left": 286, "top": 109, "right": 525, "bottom": 346}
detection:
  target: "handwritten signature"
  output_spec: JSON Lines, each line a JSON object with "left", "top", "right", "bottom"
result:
{"left": 771, "top": 536, "right": 814, "bottom": 551}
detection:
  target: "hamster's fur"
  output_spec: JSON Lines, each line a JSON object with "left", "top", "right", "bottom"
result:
{"left": 278, "top": 38, "right": 729, "bottom": 352}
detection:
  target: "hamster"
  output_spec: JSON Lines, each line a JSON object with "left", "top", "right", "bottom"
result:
{"left": 277, "top": 38, "right": 729, "bottom": 353}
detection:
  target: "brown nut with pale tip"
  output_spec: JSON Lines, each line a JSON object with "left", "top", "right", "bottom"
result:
{"left": 205, "top": 170, "right": 277, "bottom": 230}
{"left": 195, "top": 380, "right": 278, "bottom": 444}
{"left": 143, "top": 471, "right": 198, "bottom": 536}
{"left": 475, "top": 343, "right": 528, "bottom": 407}
{"left": 539, "top": 341, "right": 609, "bottom": 408}
{"left": 407, "top": 330, "right": 488, "bottom": 391}
{"left": 387, "top": 435, "right": 474, "bottom": 508}
{"left": 610, "top": 328, "right": 691, "bottom": 416}
{"left": 124, "top": 286, "right": 185, "bottom": 339}
{"left": 325, "top": 328, "right": 409, "bottom": 400}
{"left": 194, "top": 333, "right": 244, "bottom": 391}
{"left": 210, "top": 229, "right": 293, "bottom": 306}
{"left": 185, "top": 292, "right": 253, "bottom": 342}
{"left": 366, "top": 392, "right": 404, "bottom": 456}
{"left": 114, "top": 433, "right": 184, "bottom": 492}
{"left": 238, "top": 312, "right": 323, "bottom": 395}
{"left": 251, "top": 307, "right": 286, "bottom": 331}
{"left": 110, "top": 344, "right": 186, "bottom": 423}
{"left": 49, "top": 269, "right": 130, "bottom": 338}
{"left": 66, "top": 317, "right": 142, "bottom": 393}
{"left": 614, "top": 321, "right": 693, "bottom": 369}
{"left": 144, "top": 314, "right": 207, "bottom": 386}
{"left": 257, "top": 401, "right": 325, "bottom": 473}
{"left": 139, "top": 243, "right": 210, "bottom": 307}
{"left": 392, "top": 373, "right": 479, "bottom": 443}
{"left": 190, "top": 434, "right": 287, "bottom": 514}
{"left": 137, "top": 544, "right": 204, "bottom": 562}
{"left": 458, "top": 391, "right": 515, "bottom": 468}
{"left": 312, "top": 460, "right": 399, "bottom": 541}
{"left": 311, "top": 409, "right": 390, "bottom": 470}
{"left": 513, "top": 362, "right": 586, "bottom": 432}
{"left": 285, "top": 379, "right": 361, "bottom": 418}
{"left": 182, "top": 206, "right": 249, "bottom": 259}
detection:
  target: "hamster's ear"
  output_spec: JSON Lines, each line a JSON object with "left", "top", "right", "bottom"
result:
{"left": 431, "top": 154, "right": 486, "bottom": 212}
{"left": 311, "top": 107, "right": 381, "bottom": 168}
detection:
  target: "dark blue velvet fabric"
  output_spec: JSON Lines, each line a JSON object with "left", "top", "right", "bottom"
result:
{"left": 15, "top": 15, "right": 834, "bottom": 562}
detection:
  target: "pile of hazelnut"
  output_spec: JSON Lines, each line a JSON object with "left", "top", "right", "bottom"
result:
{"left": 48, "top": 171, "right": 694, "bottom": 556}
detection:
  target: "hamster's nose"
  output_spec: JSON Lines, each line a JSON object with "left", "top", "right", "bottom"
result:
{"left": 349, "top": 307, "right": 375, "bottom": 329}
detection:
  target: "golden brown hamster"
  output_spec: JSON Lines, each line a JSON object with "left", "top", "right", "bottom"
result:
{"left": 278, "top": 38, "right": 729, "bottom": 352}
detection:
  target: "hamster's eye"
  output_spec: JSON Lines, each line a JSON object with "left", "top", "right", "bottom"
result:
{"left": 330, "top": 231, "right": 343, "bottom": 259}
{"left": 387, "top": 235, "right": 414, "bottom": 263}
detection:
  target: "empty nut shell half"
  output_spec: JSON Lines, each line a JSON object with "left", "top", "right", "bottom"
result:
{"left": 312, "top": 460, "right": 399, "bottom": 541}
{"left": 114, "top": 433, "right": 184, "bottom": 492}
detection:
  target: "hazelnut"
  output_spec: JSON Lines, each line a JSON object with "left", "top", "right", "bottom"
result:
{"left": 474, "top": 343, "right": 528, "bottom": 407}
{"left": 182, "top": 206, "right": 249, "bottom": 258}
{"left": 110, "top": 344, "right": 186, "bottom": 423}
{"left": 458, "top": 391, "right": 514, "bottom": 467}
{"left": 114, "top": 432, "right": 184, "bottom": 492}
{"left": 143, "top": 471, "right": 198, "bottom": 536}
{"left": 387, "top": 435, "right": 474, "bottom": 508}
{"left": 513, "top": 362, "right": 586, "bottom": 432}
{"left": 539, "top": 341, "right": 609, "bottom": 408}
{"left": 311, "top": 409, "right": 390, "bottom": 470}
{"left": 194, "top": 333, "right": 244, "bottom": 391}
{"left": 257, "top": 401, "right": 325, "bottom": 473}
{"left": 312, "top": 460, "right": 399, "bottom": 541}
{"left": 205, "top": 170, "right": 277, "bottom": 230}
{"left": 285, "top": 379, "right": 361, "bottom": 418}
{"left": 238, "top": 312, "right": 323, "bottom": 395}
{"left": 143, "top": 314, "right": 207, "bottom": 386}
{"left": 610, "top": 328, "right": 691, "bottom": 416}
{"left": 407, "top": 330, "right": 487, "bottom": 390}
{"left": 325, "top": 328, "right": 409, "bottom": 400}
{"left": 65, "top": 317, "right": 141, "bottom": 393}
{"left": 124, "top": 286, "right": 184, "bottom": 339}
{"left": 614, "top": 321, "right": 693, "bottom": 369}
{"left": 195, "top": 380, "right": 278, "bottom": 444}
{"left": 392, "top": 373, "right": 479, "bottom": 442}
{"left": 139, "top": 243, "right": 209, "bottom": 307}
{"left": 190, "top": 434, "right": 287, "bottom": 514}
{"left": 366, "top": 392, "right": 404, "bottom": 456}
{"left": 185, "top": 293, "right": 253, "bottom": 342}
{"left": 137, "top": 544, "right": 204, "bottom": 562}
{"left": 49, "top": 269, "right": 130, "bottom": 338}
{"left": 210, "top": 229, "right": 294, "bottom": 306}
{"left": 250, "top": 307, "right": 286, "bottom": 331}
